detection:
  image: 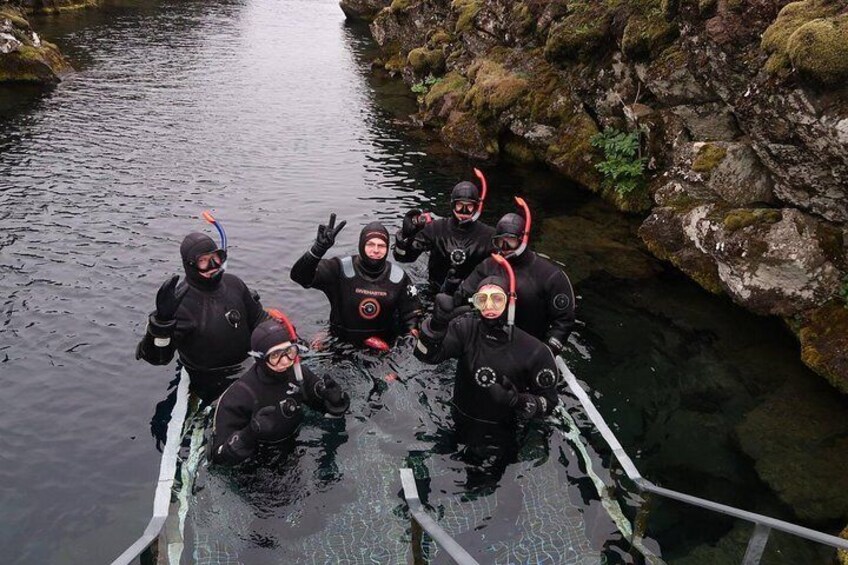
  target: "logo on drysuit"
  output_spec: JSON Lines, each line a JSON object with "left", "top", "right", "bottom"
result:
{"left": 535, "top": 368, "right": 557, "bottom": 389}
{"left": 474, "top": 366, "right": 497, "bottom": 388}
{"left": 358, "top": 298, "right": 381, "bottom": 320}
{"left": 279, "top": 397, "right": 299, "bottom": 419}
{"left": 225, "top": 309, "right": 241, "bottom": 328}
{"left": 553, "top": 293, "right": 571, "bottom": 311}
{"left": 449, "top": 248, "right": 468, "bottom": 266}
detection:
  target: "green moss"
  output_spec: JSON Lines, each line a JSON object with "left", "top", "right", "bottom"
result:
{"left": 787, "top": 16, "right": 848, "bottom": 87}
{"left": 692, "top": 143, "right": 727, "bottom": 173}
{"left": 463, "top": 59, "right": 528, "bottom": 118}
{"left": 407, "top": 47, "right": 445, "bottom": 74}
{"left": 0, "top": 7, "right": 31, "bottom": 29}
{"left": 452, "top": 0, "right": 481, "bottom": 33}
{"left": 511, "top": 3, "right": 535, "bottom": 36}
{"left": 546, "top": 108, "right": 603, "bottom": 189}
{"left": 761, "top": 0, "right": 843, "bottom": 76}
{"left": 503, "top": 138, "right": 537, "bottom": 164}
{"left": 722, "top": 208, "right": 783, "bottom": 232}
{"left": 423, "top": 70, "right": 468, "bottom": 108}
{"left": 698, "top": 0, "right": 717, "bottom": 17}
{"left": 428, "top": 30, "right": 452, "bottom": 47}
{"left": 660, "top": 0, "right": 678, "bottom": 19}
{"left": 543, "top": 4, "right": 613, "bottom": 63}
{"left": 390, "top": 0, "right": 412, "bottom": 12}
{"left": 726, "top": 0, "right": 744, "bottom": 13}
{"left": 384, "top": 53, "right": 407, "bottom": 73}
{"left": 622, "top": 13, "right": 679, "bottom": 59}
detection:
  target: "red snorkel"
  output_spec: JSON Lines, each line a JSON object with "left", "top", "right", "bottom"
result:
{"left": 471, "top": 168, "right": 488, "bottom": 222}
{"left": 492, "top": 253, "right": 517, "bottom": 338}
{"left": 266, "top": 308, "right": 304, "bottom": 384}
{"left": 513, "top": 197, "right": 531, "bottom": 257}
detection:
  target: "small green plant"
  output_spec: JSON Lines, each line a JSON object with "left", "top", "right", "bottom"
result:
{"left": 411, "top": 74, "right": 442, "bottom": 94}
{"left": 590, "top": 127, "right": 647, "bottom": 195}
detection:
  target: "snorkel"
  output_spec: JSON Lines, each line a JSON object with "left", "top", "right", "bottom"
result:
{"left": 513, "top": 197, "right": 531, "bottom": 257}
{"left": 491, "top": 253, "right": 517, "bottom": 340}
{"left": 266, "top": 308, "right": 304, "bottom": 385}
{"left": 202, "top": 210, "right": 228, "bottom": 252}
{"left": 471, "top": 168, "right": 488, "bottom": 222}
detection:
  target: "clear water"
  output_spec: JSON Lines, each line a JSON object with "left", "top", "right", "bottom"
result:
{"left": 0, "top": 0, "right": 845, "bottom": 563}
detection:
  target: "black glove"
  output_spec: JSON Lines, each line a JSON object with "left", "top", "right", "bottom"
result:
{"left": 155, "top": 275, "right": 188, "bottom": 322}
{"left": 440, "top": 268, "right": 462, "bottom": 295}
{"left": 311, "top": 213, "right": 347, "bottom": 257}
{"left": 314, "top": 376, "right": 350, "bottom": 416}
{"left": 429, "top": 292, "right": 471, "bottom": 333}
{"left": 401, "top": 209, "right": 425, "bottom": 239}
{"left": 513, "top": 393, "right": 544, "bottom": 423}
{"left": 249, "top": 400, "right": 300, "bottom": 438}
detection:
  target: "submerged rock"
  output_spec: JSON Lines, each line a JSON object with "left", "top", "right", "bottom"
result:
{"left": 339, "top": 0, "right": 390, "bottom": 22}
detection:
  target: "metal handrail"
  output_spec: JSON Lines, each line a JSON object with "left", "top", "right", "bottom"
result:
{"left": 400, "top": 468, "right": 480, "bottom": 565}
{"left": 555, "top": 357, "right": 848, "bottom": 562}
{"left": 110, "top": 369, "right": 191, "bottom": 565}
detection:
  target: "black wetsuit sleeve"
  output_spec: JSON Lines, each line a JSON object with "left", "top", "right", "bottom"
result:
{"left": 135, "top": 313, "right": 178, "bottom": 366}
{"left": 397, "top": 274, "right": 422, "bottom": 333}
{"left": 525, "top": 346, "right": 559, "bottom": 418}
{"left": 299, "top": 365, "right": 326, "bottom": 413}
{"left": 414, "top": 315, "right": 468, "bottom": 364}
{"left": 393, "top": 223, "right": 433, "bottom": 263}
{"left": 290, "top": 252, "right": 339, "bottom": 292}
{"left": 211, "top": 382, "right": 257, "bottom": 466}
{"left": 242, "top": 282, "right": 269, "bottom": 330}
{"left": 543, "top": 269, "right": 576, "bottom": 347}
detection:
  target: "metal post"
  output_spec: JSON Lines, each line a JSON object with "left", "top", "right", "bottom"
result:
{"left": 742, "top": 523, "right": 771, "bottom": 565}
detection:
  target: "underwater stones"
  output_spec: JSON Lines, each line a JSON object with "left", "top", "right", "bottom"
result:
{"left": 798, "top": 302, "right": 848, "bottom": 394}
{"left": 736, "top": 378, "right": 848, "bottom": 523}
{"left": 340, "top": 0, "right": 391, "bottom": 22}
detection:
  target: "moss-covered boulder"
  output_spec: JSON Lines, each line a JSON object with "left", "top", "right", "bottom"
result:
{"left": 543, "top": 7, "right": 613, "bottom": 64}
{"left": 545, "top": 106, "right": 603, "bottom": 190}
{"left": 622, "top": 12, "right": 679, "bottom": 60}
{"left": 464, "top": 58, "right": 527, "bottom": 119}
{"left": 786, "top": 16, "right": 848, "bottom": 87}
{"left": 406, "top": 46, "right": 444, "bottom": 74}
{"left": 0, "top": 6, "right": 71, "bottom": 83}
{"left": 423, "top": 70, "right": 468, "bottom": 116}
{"left": 340, "top": 0, "right": 391, "bottom": 22}
{"left": 798, "top": 302, "right": 848, "bottom": 394}
{"left": 440, "top": 110, "right": 498, "bottom": 160}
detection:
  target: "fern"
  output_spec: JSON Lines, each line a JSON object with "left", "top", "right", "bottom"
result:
{"left": 590, "top": 127, "right": 647, "bottom": 195}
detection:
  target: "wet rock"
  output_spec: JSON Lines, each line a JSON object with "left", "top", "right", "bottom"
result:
{"left": 736, "top": 377, "right": 848, "bottom": 523}
{"left": 440, "top": 110, "right": 497, "bottom": 160}
{"left": 340, "top": 0, "right": 390, "bottom": 22}
{"left": 798, "top": 302, "right": 848, "bottom": 394}
{"left": 0, "top": 6, "right": 72, "bottom": 83}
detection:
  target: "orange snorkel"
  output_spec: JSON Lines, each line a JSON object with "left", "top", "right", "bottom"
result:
{"left": 471, "top": 168, "right": 488, "bottom": 222}
{"left": 266, "top": 308, "right": 304, "bottom": 384}
{"left": 492, "top": 253, "right": 517, "bottom": 339}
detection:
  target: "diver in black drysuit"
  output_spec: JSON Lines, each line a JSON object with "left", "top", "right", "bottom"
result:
{"left": 136, "top": 232, "right": 267, "bottom": 402}
{"left": 211, "top": 318, "right": 350, "bottom": 466}
{"left": 393, "top": 180, "right": 495, "bottom": 292}
{"left": 290, "top": 215, "right": 421, "bottom": 346}
{"left": 457, "top": 212, "right": 576, "bottom": 356}
{"left": 415, "top": 278, "right": 559, "bottom": 431}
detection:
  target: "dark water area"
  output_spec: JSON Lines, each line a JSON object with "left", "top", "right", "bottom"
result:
{"left": 0, "top": 0, "right": 845, "bottom": 563}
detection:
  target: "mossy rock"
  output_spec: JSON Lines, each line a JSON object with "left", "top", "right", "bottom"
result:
{"left": 423, "top": 70, "right": 469, "bottom": 109}
{"left": 622, "top": 13, "right": 680, "bottom": 60}
{"left": 389, "top": 0, "right": 412, "bottom": 13}
{"left": 502, "top": 138, "right": 537, "bottom": 165}
{"left": 384, "top": 52, "right": 407, "bottom": 73}
{"left": 0, "top": 43, "right": 70, "bottom": 83}
{"left": 407, "top": 46, "right": 445, "bottom": 75}
{"left": 428, "top": 30, "right": 452, "bottom": 47}
{"left": 451, "top": 0, "right": 481, "bottom": 33}
{"left": 545, "top": 108, "right": 603, "bottom": 190}
{"left": 543, "top": 9, "right": 613, "bottom": 63}
{"left": 660, "top": 0, "right": 679, "bottom": 20}
{"left": 440, "top": 111, "right": 498, "bottom": 160}
{"left": 463, "top": 59, "right": 528, "bottom": 118}
{"left": 692, "top": 143, "right": 727, "bottom": 173}
{"left": 0, "top": 7, "right": 32, "bottom": 29}
{"left": 798, "top": 301, "right": 848, "bottom": 395}
{"left": 697, "top": 0, "right": 717, "bottom": 18}
{"left": 787, "top": 16, "right": 848, "bottom": 87}
{"left": 722, "top": 208, "right": 782, "bottom": 232}
{"left": 761, "top": 0, "right": 844, "bottom": 77}
{"left": 840, "top": 525, "right": 848, "bottom": 565}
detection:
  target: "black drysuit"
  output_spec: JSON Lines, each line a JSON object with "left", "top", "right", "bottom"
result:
{"left": 458, "top": 251, "right": 575, "bottom": 350}
{"left": 136, "top": 273, "right": 267, "bottom": 400}
{"left": 393, "top": 217, "right": 495, "bottom": 288}
{"left": 211, "top": 363, "right": 326, "bottom": 466}
{"left": 290, "top": 254, "right": 420, "bottom": 345}
{"left": 414, "top": 313, "right": 558, "bottom": 426}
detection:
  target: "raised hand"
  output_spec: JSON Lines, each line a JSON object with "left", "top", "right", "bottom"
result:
{"left": 314, "top": 375, "right": 350, "bottom": 416}
{"left": 311, "top": 213, "right": 347, "bottom": 257}
{"left": 401, "top": 209, "right": 424, "bottom": 239}
{"left": 154, "top": 275, "right": 188, "bottom": 322}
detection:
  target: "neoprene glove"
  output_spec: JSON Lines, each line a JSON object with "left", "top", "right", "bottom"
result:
{"left": 514, "top": 393, "right": 544, "bottom": 423}
{"left": 440, "top": 268, "right": 463, "bottom": 295}
{"left": 488, "top": 379, "right": 517, "bottom": 407}
{"left": 401, "top": 209, "right": 424, "bottom": 239}
{"left": 311, "top": 213, "right": 347, "bottom": 257}
{"left": 249, "top": 400, "right": 300, "bottom": 438}
{"left": 314, "top": 376, "right": 350, "bottom": 416}
{"left": 155, "top": 275, "right": 188, "bottom": 322}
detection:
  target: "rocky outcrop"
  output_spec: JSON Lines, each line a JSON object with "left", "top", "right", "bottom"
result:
{"left": 342, "top": 0, "right": 848, "bottom": 394}
{"left": 339, "top": 0, "right": 389, "bottom": 22}
{"left": 0, "top": 4, "right": 71, "bottom": 83}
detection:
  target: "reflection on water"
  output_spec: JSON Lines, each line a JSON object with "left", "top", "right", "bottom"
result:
{"left": 0, "top": 0, "right": 845, "bottom": 563}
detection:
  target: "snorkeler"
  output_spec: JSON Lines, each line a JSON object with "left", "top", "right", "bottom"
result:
{"left": 290, "top": 214, "right": 421, "bottom": 348}
{"left": 456, "top": 198, "right": 575, "bottom": 356}
{"left": 211, "top": 312, "right": 350, "bottom": 466}
{"left": 392, "top": 170, "right": 496, "bottom": 292}
{"left": 414, "top": 256, "right": 559, "bottom": 428}
{"left": 136, "top": 213, "right": 268, "bottom": 402}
